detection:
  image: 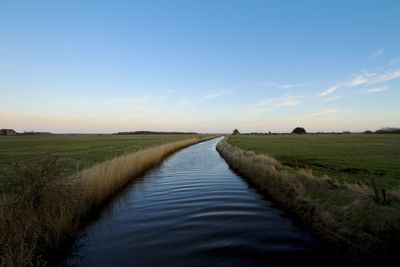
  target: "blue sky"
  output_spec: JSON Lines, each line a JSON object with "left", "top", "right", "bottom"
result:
{"left": 1, "top": 0, "right": 399, "bottom": 133}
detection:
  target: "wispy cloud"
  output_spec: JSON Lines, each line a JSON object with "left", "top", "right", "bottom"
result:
{"left": 320, "top": 85, "right": 340, "bottom": 96}
{"left": 372, "top": 48, "right": 384, "bottom": 58}
{"left": 320, "top": 74, "right": 369, "bottom": 96}
{"left": 268, "top": 82, "right": 309, "bottom": 89}
{"left": 249, "top": 95, "right": 300, "bottom": 115}
{"left": 199, "top": 91, "right": 231, "bottom": 102}
{"left": 319, "top": 69, "right": 400, "bottom": 96}
{"left": 359, "top": 86, "right": 388, "bottom": 94}
{"left": 305, "top": 109, "right": 339, "bottom": 118}
{"left": 376, "top": 57, "right": 400, "bottom": 71}
{"left": 343, "top": 74, "right": 369, "bottom": 87}
{"left": 53, "top": 95, "right": 161, "bottom": 116}
{"left": 369, "top": 70, "right": 400, "bottom": 84}
{"left": 320, "top": 95, "right": 343, "bottom": 102}
{"left": 107, "top": 96, "right": 152, "bottom": 106}
{"left": 284, "top": 109, "right": 340, "bottom": 122}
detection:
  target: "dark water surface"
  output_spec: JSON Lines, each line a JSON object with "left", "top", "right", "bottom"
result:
{"left": 67, "top": 137, "right": 333, "bottom": 266}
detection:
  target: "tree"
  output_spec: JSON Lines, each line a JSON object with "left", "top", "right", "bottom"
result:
{"left": 232, "top": 129, "right": 240, "bottom": 135}
{"left": 375, "top": 127, "right": 400, "bottom": 134}
{"left": 292, "top": 127, "right": 306, "bottom": 134}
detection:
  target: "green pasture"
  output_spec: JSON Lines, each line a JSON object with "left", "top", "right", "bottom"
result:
{"left": 0, "top": 134, "right": 196, "bottom": 176}
{"left": 228, "top": 134, "right": 400, "bottom": 188}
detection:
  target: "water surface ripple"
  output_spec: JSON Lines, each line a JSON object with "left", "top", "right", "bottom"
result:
{"left": 68, "top": 137, "right": 332, "bottom": 266}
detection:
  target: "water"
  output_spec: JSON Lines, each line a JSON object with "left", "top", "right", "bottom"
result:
{"left": 67, "top": 137, "right": 333, "bottom": 266}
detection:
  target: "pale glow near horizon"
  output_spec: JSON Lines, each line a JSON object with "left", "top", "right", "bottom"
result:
{"left": 1, "top": 1, "right": 400, "bottom": 133}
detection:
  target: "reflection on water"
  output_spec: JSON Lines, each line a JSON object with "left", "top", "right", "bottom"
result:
{"left": 67, "top": 137, "right": 334, "bottom": 266}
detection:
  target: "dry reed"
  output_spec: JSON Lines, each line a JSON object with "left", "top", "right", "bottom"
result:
{"left": 0, "top": 136, "right": 215, "bottom": 266}
{"left": 217, "top": 139, "right": 400, "bottom": 266}
{"left": 75, "top": 137, "right": 215, "bottom": 206}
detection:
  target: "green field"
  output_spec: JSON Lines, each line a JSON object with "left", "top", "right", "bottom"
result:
{"left": 228, "top": 134, "right": 400, "bottom": 188}
{"left": 0, "top": 134, "right": 196, "bottom": 176}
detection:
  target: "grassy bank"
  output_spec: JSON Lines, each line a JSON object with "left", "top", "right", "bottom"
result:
{"left": 217, "top": 138, "right": 400, "bottom": 266}
{"left": 0, "top": 135, "right": 215, "bottom": 266}
{"left": 228, "top": 134, "right": 400, "bottom": 188}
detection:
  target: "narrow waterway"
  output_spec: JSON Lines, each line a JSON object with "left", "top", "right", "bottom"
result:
{"left": 67, "top": 137, "right": 333, "bottom": 266}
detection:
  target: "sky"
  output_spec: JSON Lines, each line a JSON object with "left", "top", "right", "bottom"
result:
{"left": 1, "top": 0, "right": 400, "bottom": 133}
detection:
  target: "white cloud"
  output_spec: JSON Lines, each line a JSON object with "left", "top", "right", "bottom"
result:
{"left": 320, "top": 95, "right": 343, "bottom": 102}
{"left": 306, "top": 108, "right": 338, "bottom": 118}
{"left": 369, "top": 70, "right": 400, "bottom": 84}
{"left": 319, "top": 69, "right": 400, "bottom": 96}
{"left": 344, "top": 74, "right": 369, "bottom": 87}
{"left": 107, "top": 96, "right": 152, "bottom": 106}
{"left": 275, "top": 96, "right": 299, "bottom": 107}
{"left": 199, "top": 91, "right": 231, "bottom": 102}
{"left": 269, "top": 82, "right": 309, "bottom": 89}
{"left": 375, "top": 57, "right": 400, "bottom": 71}
{"left": 359, "top": 86, "right": 388, "bottom": 94}
{"left": 305, "top": 109, "right": 338, "bottom": 118}
{"left": 319, "top": 85, "right": 339, "bottom": 96}
{"left": 52, "top": 95, "right": 162, "bottom": 117}
{"left": 249, "top": 95, "right": 300, "bottom": 115}
{"left": 283, "top": 109, "right": 340, "bottom": 122}
{"left": 372, "top": 48, "right": 384, "bottom": 58}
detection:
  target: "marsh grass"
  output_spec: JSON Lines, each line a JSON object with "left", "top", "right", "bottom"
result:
{"left": 0, "top": 157, "right": 81, "bottom": 266}
{"left": 0, "top": 136, "right": 214, "bottom": 266}
{"left": 217, "top": 139, "right": 400, "bottom": 265}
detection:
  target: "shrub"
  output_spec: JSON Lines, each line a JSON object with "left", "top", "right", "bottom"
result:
{"left": 232, "top": 129, "right": 240, "bottom": 135}
{"left": 292, "top": 127, "right": 306, "bottom": 134}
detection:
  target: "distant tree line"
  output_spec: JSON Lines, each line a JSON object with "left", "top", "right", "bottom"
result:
{"left": 373, "top": 127, "right": 400, "bottom": 134}
{"left": 114, "top": 131, "right": 198, "bottom": 135}
{"left": 231, "top": 126, "right": 400, "bottom": 135}
{"left": 233, "top": 127, "right": 307, "bottom": 135}
{"left": 0, "top": 129, "right": 17, "bottom": 135}
{"left": 0, "top": 129, "right": 52, "bottom": 136}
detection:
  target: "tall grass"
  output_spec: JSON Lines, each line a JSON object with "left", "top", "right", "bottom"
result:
{"left": 0, "top": 136, "right": 215, "bottom": 266}
{"left": 75, "top": 136, "right": 215, "bottom": 206}
{"left": 217, "top": 139, "right": 400, "bottom": 266}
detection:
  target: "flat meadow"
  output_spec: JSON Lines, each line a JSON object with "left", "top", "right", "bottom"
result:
{"left": 0, "top": 134, "right": 197, "bottom": 176}
{"left": 228, "top": 134, "right": 400, "bottom": 188}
